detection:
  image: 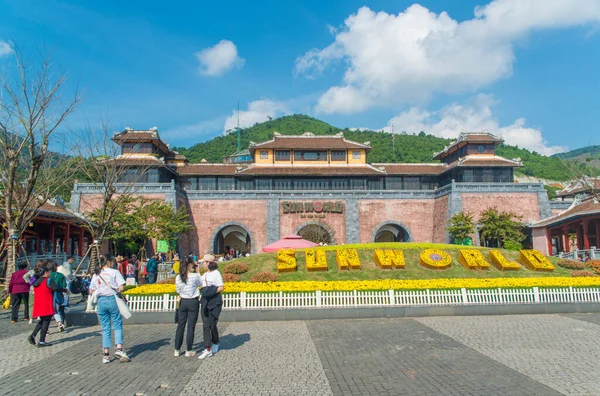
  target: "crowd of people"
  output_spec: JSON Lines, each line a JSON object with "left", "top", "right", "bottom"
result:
{"left": 6, "top": 251, "right": 225, "bottom": 364}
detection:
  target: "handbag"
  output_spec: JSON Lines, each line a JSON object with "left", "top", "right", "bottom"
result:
{"left": 98, "top": 274, "right": 132, "bottom": 319}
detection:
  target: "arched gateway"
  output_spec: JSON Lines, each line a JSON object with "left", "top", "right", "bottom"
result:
{"left": 211, "top": 222, "right": 253, "bottom": 255}
{"left": 296, "top": 222, "right": 335, "bottom": 245}
{"left": 372, "top": 221, "right": 412, "bottom": 243}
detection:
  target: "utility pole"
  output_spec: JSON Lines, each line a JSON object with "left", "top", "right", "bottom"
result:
{"left": 236, "top": 101, "right": 241, "bottom": 153}
{"left": 391, "top": 121, "right": 395, "bottom": 153}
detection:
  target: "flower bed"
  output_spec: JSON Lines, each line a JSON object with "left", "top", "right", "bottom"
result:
{"left": 519, "top": 250, "right": 555, "bottom": 272}
{"left": 458, "top": 250, "right": 490, "bottom": 270}
{"left": 305, "top": 249, "right": 328, "bottom": 272}
{"left": 373, "top": 249, "right": 405, "bottom": 269}
{"left": 589, "top": 260, "right": 600, "bottom": 275}
{"left": 419, "top": 249, "right": 452, "bottom": 270}
{"left": 488, "top": 250, "right": 520, "bottom": 271}
{"left": 557, "top": 259, "right": 585, "bottom": 270}
{"left": 277, "top": 249, "right": 297, "bottom": 273}
{"left": 124, "top": 276, "right": 600, "bottom": 295}
{"left": 336, "top": 249, "right": 360, "bottom": 270}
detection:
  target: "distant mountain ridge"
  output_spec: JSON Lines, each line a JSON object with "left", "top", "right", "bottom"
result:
{"left": 172, "top": 114, "right": 576, "bottom": 181}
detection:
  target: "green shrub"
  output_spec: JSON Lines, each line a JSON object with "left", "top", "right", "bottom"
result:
{"left": 223, "top": 262, "right": 249, "bottom": 274}
{"left": 557, "top": 259, "right": 585, "bottom": 270}
{"left": 572, "top": 270, "right": 597, "bottom": 277}
{"left": 223, "top": 273, "right": 240, "bottom": 282}
{"left": 251, "top": 272, "right": 278, "bottom": 283}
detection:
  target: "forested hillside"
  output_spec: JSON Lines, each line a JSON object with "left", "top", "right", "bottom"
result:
{"left": 173, "top": 114, "right": 576, "bottom": 181}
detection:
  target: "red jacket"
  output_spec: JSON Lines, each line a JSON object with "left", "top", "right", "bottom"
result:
{"left": 32, "top": 279, "right": 54, "bottom": 318}
{"left": 8, "top": 269, "right": 30, "bottom": 294}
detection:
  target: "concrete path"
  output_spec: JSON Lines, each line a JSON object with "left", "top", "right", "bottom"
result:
{"left": 1, "top": 312, "right": 599, "bottom": 395}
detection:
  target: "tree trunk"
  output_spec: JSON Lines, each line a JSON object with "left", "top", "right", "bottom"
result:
{"left": 89, "top": 243, "right": 101, "bottom": 274}
{"left": 4, "top": 239, "right": 18, "bottom": 283}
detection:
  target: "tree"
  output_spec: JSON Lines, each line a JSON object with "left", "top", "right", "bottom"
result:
{"left": 141, "top": 200, "right": 193, "bottom": 257}
{"left": 0, "top": 46, "right": 81, "bottom": 280}
{"left": 72, "top": 123, "right": 156, "bottom": 271}
{"left": 478, "top": 207, "right": 526, "bottom": 249}
{"left": 447, "top": 211, "right": 475, "bottom": 244}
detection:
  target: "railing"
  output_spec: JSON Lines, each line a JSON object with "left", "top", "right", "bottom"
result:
{"left": 556, "top": 248, "right": 599, "bottom": 260}
{"left": 101, "top": 287, "right": 600, "bottom": 313}
{"left": 16, "top": 254, "right": 90, "bottom": 272}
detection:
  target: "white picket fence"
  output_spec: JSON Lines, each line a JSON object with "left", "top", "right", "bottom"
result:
{"left": 116, "top": 287, "right": 600, "bottom": 313}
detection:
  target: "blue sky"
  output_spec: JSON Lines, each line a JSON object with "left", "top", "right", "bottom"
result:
{"left": 1, "top": 0, "right": 599, "bottom": 155}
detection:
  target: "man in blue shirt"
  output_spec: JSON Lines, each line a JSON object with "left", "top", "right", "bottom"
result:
{"left": 146, "top": 254, "right": 159, "bottom": 284}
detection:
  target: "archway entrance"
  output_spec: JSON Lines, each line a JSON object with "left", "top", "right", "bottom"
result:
{"left": 297, "top": 223, "right": 333, "bottom": 245}
{"left": 373, "top": 223, "right": 411, "bottom": 243}
{"left": 213, "top": 224, "right": 251, "bottom": 255}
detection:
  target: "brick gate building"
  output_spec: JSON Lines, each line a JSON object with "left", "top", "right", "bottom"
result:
{"left": 69, "top": 128, "right": 563, "bottom": 255}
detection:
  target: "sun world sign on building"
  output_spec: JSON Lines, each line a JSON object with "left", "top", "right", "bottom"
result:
{"left": 282, "top": 201, "right": 344, "bottom": 218}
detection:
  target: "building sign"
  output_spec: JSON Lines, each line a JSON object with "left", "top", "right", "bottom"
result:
{"left": 282, "top": 201, "right": 344, "bottom": 218}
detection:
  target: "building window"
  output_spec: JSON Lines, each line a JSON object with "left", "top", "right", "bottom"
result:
{"left": 256, "top": 178, "right": 272, "bottom": 190}
{"left": 259, "top": 150, "right": 269, "bottom": 160}
{"left": 404, "top": 177, "right": 420, "bottom": 190}
{"left": 273, "top": 178, "right": 293, "bottom": 190}
{"left": 331, "top": 150, "right": 346, "bottom": 161}
{"left": 218, "top": 177, "right": 235, "bottom": 191}
{"left": 331, "top": 178, "right": 349, "bottom": 190}
{"left": 352, "top": 151, "right": 361, "bottom": 160}
{"left": 385, "top": 177, "right": 403, "bottom": 190}
{"left": 294, "top": 151, "right": 327, "bottom": 161}
{"left": 275, "top": 150, "right": 290, "bottom": 161}
{"left": 197, "top": 177, "right": 217, "bottom": 191}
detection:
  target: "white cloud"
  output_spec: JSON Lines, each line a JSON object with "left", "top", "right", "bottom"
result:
{"left": 223, "top": 100, "right": 289, "bottom": 134}
{"left": 296, "top": 0, "right": 600, "bottom": 113}
{"left": 195, "top": 40, "right": 244, "bottom": 76}
{"left": 382, "top": 94, "right": 568, "bottom": 156}
{"left": 0, "top": 40, "right": 13, "bottom": 58}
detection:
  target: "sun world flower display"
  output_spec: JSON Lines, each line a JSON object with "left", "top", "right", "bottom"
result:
{"left": 459, "top": 250, "right": 491, "bottom": 270}
{"left": 374, "top": 249, "right": 405, "bottom": 269}
{"left": 419, "top": 249, "right": 452, "bottom": 269}
{"left": 336, "top": 248, "right": 361, "bottom": 270}
{"left": 124, "top": 277, "right": 600, "bottom": 295}
{"left": 519, "top": 250, "right": 555, "bottom": 272}
{"left": 488, "top": 250, "right": 520, "bottom": 271}
{"left": 277, "top": 249, "right": 297, "bottom": 273}
{"left": 305, "top": 248, "right": 328, "bottom": 272}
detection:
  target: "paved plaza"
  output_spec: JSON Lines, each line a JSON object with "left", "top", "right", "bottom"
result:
{"left": 0, "top": 310, "right": 599, "bottom": 395}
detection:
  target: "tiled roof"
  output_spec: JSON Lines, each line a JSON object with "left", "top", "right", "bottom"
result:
{"left": 37, "top": 201, "right": 82, "bottom": 221}
{"left": 532, "top": 198, "right": 600, "bottom": 227}
{"left": 178, "top": 164, "right": 238, "bottom": 176}
{"left": 250, "top": 133, "right": 370, "bottom": 151}
{"left": 433, "top": 132, "right": 504, "bottom": 159}
{"left": 373, "top": 163, "right": 447, "bottom": 175}
{"left": 109, "top": 156, "right": 166, "bottom": 166}
{"left": 557, "top": 178, "right": 600, "bottom": 197}
{"left": 237, "top": 164, "right": 385, "bottom": 176}
{"left": 446, "top": 155, "right": 522, "bottom": 169}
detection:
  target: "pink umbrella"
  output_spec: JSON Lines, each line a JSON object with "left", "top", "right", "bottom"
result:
{"left": 262, "top": 234, "right": 319, "bottom": 252}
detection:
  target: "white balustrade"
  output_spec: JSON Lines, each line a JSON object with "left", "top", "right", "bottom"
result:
{"left": 85, "top": 287, "right": 600, "bottom": 313}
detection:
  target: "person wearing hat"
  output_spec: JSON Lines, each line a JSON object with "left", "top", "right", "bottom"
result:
{"left": 197, "top": 254, "right": 224, "bottom": 360}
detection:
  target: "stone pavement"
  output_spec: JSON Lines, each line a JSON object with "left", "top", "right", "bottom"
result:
{"left": 0, "top": 313, "right": 599, "bottom": 395}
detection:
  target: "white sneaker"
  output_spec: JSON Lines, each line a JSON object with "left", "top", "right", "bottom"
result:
{"left": 197, "top": 349, "right": 213, "bottom": 360}
{"left": 174, "top": 350, "right": 181, "bottom": 357}
{"left": 114, "top": 349, "right": 130, "bottom": 362}
{"left": 211, "top": 344, "right": 219, "bottom": 354}
{"left": 103, "top": 355, "right": 111, "bottom": 364}
{"left": 185, "top": 351, "right": 196, "bottom": 357}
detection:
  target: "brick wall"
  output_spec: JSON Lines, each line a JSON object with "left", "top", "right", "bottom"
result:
{"left": 358, "top": 200, "right": 435, "bottom": 243}
{"left": 279, "top": 205, "right": 346, "bottom": 244}
{"left": 187, "top": 200, "right": 268, "bottom": 255}
{"left": 461, "top": 193, "right": 541, "bottom": 223}
{"left": 432, "top": 195, "right": 449, "bottom": 243}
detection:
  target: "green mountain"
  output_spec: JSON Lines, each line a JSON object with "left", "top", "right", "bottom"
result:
{"left": 173, "top": 114, "right": 575, "bottom": 181}
{"left": 553, "top": 145, "right": 600, "bottom": 160}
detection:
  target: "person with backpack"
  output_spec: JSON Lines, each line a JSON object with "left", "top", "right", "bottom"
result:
{"left": 146, "top": 255, "right": 158, "bottom": 284}
{"left": 49, "top": 261, "right": 69, "bottom": 332}
{"left": 197, "top": 254, "right": 224, "bottom": 360}
{"left": 174, "top": 257, "right": 202, "bottom": 357}
{"left": 8, "top": 262, "right": 31, "bottom": 323}
{"left": 28, "top": 266, "right": 55, "bottom": 347}
{"left": 89, "top": 254, "right": 130, "bottom": 364}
